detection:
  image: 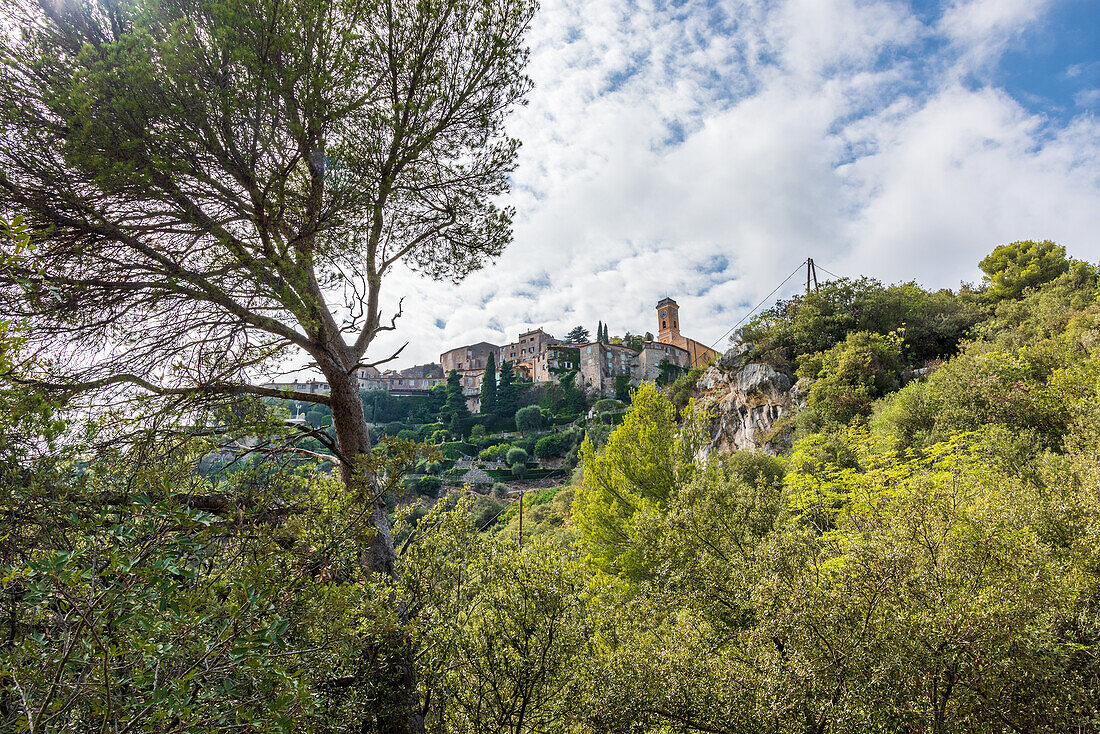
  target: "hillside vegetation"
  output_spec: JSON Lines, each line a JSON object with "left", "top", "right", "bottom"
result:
{"left": 5, "top": 240, "right": 1100, "bottom": 732}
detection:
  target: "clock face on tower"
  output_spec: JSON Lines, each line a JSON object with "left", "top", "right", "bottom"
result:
{"left": 660, "top": 310, "right": 666, "bottom": 318}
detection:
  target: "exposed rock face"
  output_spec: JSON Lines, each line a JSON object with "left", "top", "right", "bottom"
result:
{"left": 692, "top": 343, "right": 794, "bottom": 456}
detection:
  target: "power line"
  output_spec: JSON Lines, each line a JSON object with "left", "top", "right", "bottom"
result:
{"left": 691, "top": 259, "right": 807, "bottom": 366}
{"left": 814, "top": 263, "right": 846, "bottom": 281}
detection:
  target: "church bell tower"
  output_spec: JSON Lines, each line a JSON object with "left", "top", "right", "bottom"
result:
{"left": 656, "top": 297, "right": 680, "bottom": 344}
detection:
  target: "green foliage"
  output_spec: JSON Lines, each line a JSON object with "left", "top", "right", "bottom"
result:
{"left": 403, "top": 473, "right": 442, "bottom": 497}
{"left": 534, "top": 432, "right": 573, "bottom": 458}
{"left": 494, "top": 360, "right": 518, "bottom": 423}
{"left": 440, "top": 369, "right": 472, "bottom": 437}
{"left": 566, "top": 325, "right": 590, "bottom": 344}
{"left": 667, "top": 362, "right": 708, "bottom": 413}
{"left": 573, "top": 383, "right": 702, "bottom": 580}
{"left": 505, "top": 447, "right": 529, "bottom": 466}
{"left": 440, "top": 441, "right": 476, "bottom": 460}
{"left": 360, "top": 387, "right": 442, "bottom": 424}
{"left": 557, "top": 369, "right": 587, "bottom": 415}
{"left": 478, "top": 443, "right": 512, "bottom": 463}
{"left": 493, "top": 486, "right": 575, "bottom": 545}
{"left": 403, "top": 517, "right": 593, "bottom": 733}
{"left": 479, "top": 352, "right": 497, "bottom": 417}
{"left": 655, "top": 357, "right": 685, "bottom": 386}
{"left": 614, "top": 373, "right": 632, "bottom": 402}
{"left": 980, "top": 239, "right": 1071, "bottom": 299}
{"left": 796, "top": 330, "right": 903, "bottom": 431}
{"left": 514, "top": 404, "right": 544, "bottom": 432}
{"left": 592, "top": 398, "right": 625, "bottom": 413}
{"left": 511, "top": 461, "right": 527, "bottom": 479}
{"left": 975, "top": 259, "right": 1100, "bottom": 347}
{"left": 873, "top": 338, "right": 1075, "bottom": 453}
{"left": 740, "top": 276, "right": 986, "bottom": 371}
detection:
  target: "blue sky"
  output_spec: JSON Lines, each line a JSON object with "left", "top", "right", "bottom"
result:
{"left": 353, "top": 0, "right": 1100, "bottom": 371}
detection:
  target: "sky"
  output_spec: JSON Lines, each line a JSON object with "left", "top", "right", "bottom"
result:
{"left": 367, "top": 0, "right": 1100, "bottom": 371}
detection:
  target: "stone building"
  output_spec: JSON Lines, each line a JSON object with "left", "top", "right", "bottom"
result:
{"left": 656, "top": 297, "right": 719, "bottom": 368}
{"left": 261, "top": 378, "right": 331, "bottom": 395}
{"left": 576, "top": 339, "right": 692, "bottom": 396}
{"left": 440, "top": 342, "right": 499, "bottom": 373}
{"left": 635, "top": 340, "right": 692, "bottom": 382}
{"left": 577, "top": 342, "right": 637, "bottom": 396}
{"left": 498, "top": 328, "right": 562, "bottom": 370}
{"left": 458, "top": 368, "right": 485, "bottom": 413}
{"left": 532, "top": 344, "right": 579, "bottom": 383}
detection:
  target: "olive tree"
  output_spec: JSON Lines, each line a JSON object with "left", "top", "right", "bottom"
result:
{"left": 0, "top": 0, "right": 535, "bottom": 730}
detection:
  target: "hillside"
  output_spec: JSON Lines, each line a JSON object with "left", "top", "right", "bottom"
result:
{"left": 7, "top": 240, "right": 1100, "bottom": 733}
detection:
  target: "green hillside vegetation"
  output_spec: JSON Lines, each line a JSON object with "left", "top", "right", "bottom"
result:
{"left": 6, "top": 238, "right": 1100, "bottom": 732}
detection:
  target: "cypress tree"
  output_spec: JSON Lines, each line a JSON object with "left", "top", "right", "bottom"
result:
{"left": 441, "top": 369, "right": 471, "bottom": 436}
{"left": 495, "top": 360, "right": 518, "bottom": 423}
{"left": 480, "top": 352, "right": 497, "bottom": 416}
{"left": 597, "top": 321, "right": 603, "bottom": 344}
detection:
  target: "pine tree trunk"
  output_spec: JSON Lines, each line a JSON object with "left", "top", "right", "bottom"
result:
{"left": 325, "top": 367, "right": 425, "bottom": 734}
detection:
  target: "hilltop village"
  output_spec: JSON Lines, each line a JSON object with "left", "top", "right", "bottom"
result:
{"left": 265, "top": 298, "right": 719, "bottom": 412}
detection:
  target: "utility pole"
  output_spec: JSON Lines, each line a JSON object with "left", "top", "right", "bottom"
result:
{"left": 806, "top": 258, "right": 819, "bottom": 294}
{"left": 517, "top": 492, "right": 523, "bottom": 548}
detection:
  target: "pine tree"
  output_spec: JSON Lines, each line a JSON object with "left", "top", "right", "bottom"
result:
{"left": 495, "top": 360, "right": 518, "bottom": 423}
{"left": 597, "top": 321, "right": 604, "bottom": 344}
{"left": 566, "top": 325, "right": 590, "bottom": 344}
{"left": 480, "top": 352, "right": 498, "bottom": 416}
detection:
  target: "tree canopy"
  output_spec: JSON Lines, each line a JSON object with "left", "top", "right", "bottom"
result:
{"left": 979, "top": 239, "right": 1071, "bottom": 299}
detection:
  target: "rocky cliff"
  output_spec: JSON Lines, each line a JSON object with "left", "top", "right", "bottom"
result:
{"left": 691, "top": 343, "right": 797, "bottom": 456}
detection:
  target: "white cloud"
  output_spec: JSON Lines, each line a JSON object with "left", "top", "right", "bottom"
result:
{"left": 938, "top": 0, "right": 1052, "bottom": 68}
{"left": 348, "top": 0, "right": 1100, "bottom": 372}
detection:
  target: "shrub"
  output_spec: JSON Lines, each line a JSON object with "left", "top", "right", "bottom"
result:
{"left": 506, "top": 447, "right": 528, "bottom": 466}
{"left": 440, "top": 441, "right": 477, "bottom": 460}
{"left": 511, "top": 462, "right": 527, "bottom": 479}
{"left": 592, "top": 398, "right": 625, "bottom": 413}
{"left": 425, "top": 461, "right": 444, "bottom": 475}
{"left": 534, "top": 433, "right": 570, "bottom": 458}
{"left": 584, "top": 423, "right": 613, "bottom": 448}
{"left": 396, "top": 429, "right": 419, "bottom": 442}
{"left": 512, "top": 436, "right": 537, "bottom": 454}
{"left": 515, "top": 405, "right": 544, "bottom": 432}
{"left": 668, "top": 363, "right": 708, "bottom": 412}
{"left": 383, "top": 421, "right": 406, "bottom": 436}
{"left": 402, "top": 474, "right": 442, "bottom": 497}
{"left": 415, "top": 475, "right": 441, "bottom": 497}
{"left": 470, "top": 423, "right": 486, "bottom": 438}
{"left": 479, "top": 443, "right": 512, "bottom": 462}
{"left": 796, "top": 331, "right": 904, "bottom": 431}
{"left": 980, "top": 240, "right": 1070, "bottom": 300}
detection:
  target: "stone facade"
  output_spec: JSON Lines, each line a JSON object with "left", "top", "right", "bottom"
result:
{"left": 458, "top": 368, "right": 485, "bottom": 413}
{"left": 634, "top": 340, "right": 692, "bottom": 382}
{"left": 262, "top": 378, "right": 331, "bottom": 395}
{"left": 533, "top": 344, "right": 579, "bottom": 383}
{"left": 359, "top": 363, "right": 444, "bottom": 391}
{"left": 577, "top": 340, "right": 691, "bottom": 396}
{"left": 440, "top": 342, "right": 499, "bottom": 373}
{"left": 498, "top": 328, "right": 562, "bottom": 373}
